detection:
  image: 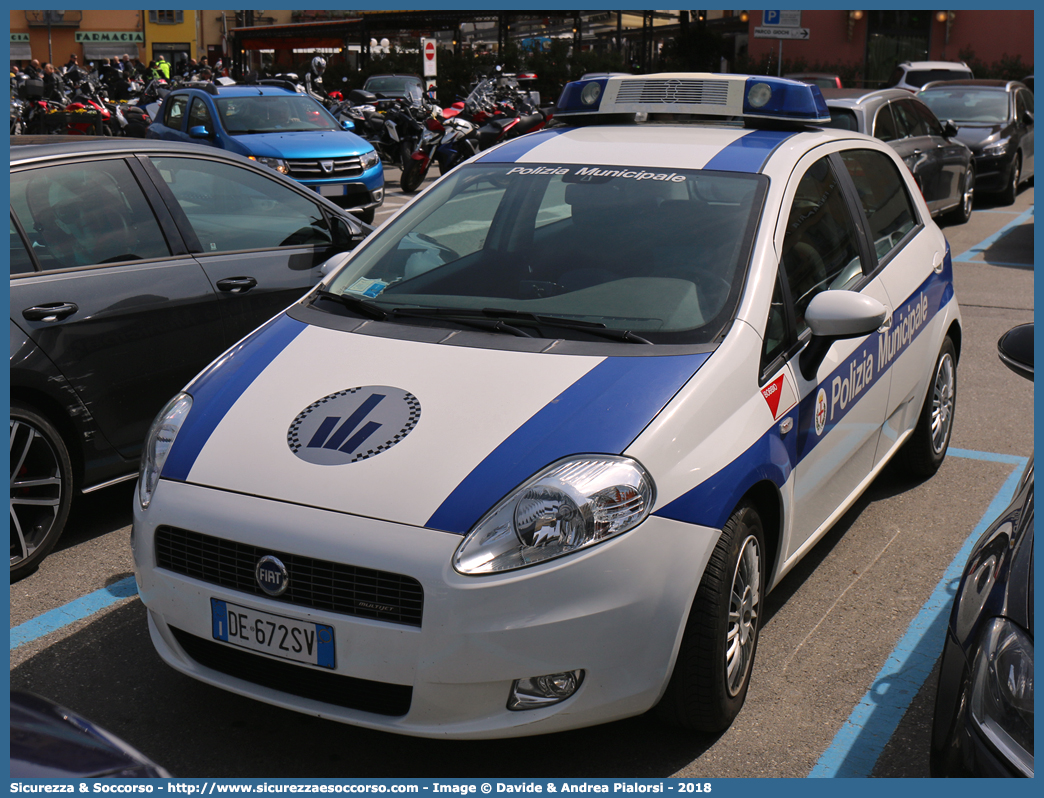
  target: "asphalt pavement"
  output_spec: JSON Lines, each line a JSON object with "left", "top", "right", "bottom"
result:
{"left": 9, "top": 177, "right": 1034, "bottom": 780}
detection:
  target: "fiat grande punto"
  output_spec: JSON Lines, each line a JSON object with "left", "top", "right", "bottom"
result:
{"left": 133, "top": 74, "right": 962, "bottom": 738}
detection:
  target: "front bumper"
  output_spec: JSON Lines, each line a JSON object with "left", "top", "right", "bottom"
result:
{"left": 301, "top": 163, "right": 384, "bottom": 210}
{"left": 134, "top": 480, "right": 719, "bottom": 739}
{"left": 970, "top": 152, "right": 1017, "bottom": 194}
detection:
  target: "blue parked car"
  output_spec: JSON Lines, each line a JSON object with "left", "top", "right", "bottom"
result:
{"left": 148, "top": 84, "right": 384, "bottom": 223}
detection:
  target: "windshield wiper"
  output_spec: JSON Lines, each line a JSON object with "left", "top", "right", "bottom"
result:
{"left": 313, "top": 290, "right": 388, "bottom": 320}
{"left": 480, "top": 308, "right": 654, "bottom": 344}
{"left": 387, "top": 307, "right": 534, "bottom": 338}
{"left": 395, "top": 307, "right": 653, "bottom": 344}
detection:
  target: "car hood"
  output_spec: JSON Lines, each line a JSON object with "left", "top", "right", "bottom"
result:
{"left": 162, "top": 313, "right": 709, "bottom": 534}
{"left": 952, "top": 122, "right": 1010, "bottom": 151}
{"left": 234, "top": 130, "right": 371, "bottom": 159}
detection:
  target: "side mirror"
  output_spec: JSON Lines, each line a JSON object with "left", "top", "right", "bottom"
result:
{"left": 997, "top": 323, "right": 1033, "bottom": 380}
{"left": 329, "top": 215, "right": 364, "bottom": 254}
{"left": 799, "top": 291, "right": 888, "bottom": 380}
{"left": 340, "top": 119, "right": 355, "bottom": 132}
{"left": 188, "top": 124, "right": 210, "bottom": 139}
{"left": 942, "top": 119, "right": 958, "bottom": 137}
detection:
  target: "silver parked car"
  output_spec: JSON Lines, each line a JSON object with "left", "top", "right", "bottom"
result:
{"left": 821, "top": 88, "right": 976, "bottom": 223}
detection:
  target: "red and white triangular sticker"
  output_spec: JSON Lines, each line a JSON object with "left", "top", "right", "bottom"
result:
{"left": 761, "top": 372, "right": 797, "bottom": 420}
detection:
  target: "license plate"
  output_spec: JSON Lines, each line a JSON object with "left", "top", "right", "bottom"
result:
{"left": 319, "top": 184, "right": 345, "bottom": 197}
{"left": 211, "top": 599, "right": 335, "bottom": 668}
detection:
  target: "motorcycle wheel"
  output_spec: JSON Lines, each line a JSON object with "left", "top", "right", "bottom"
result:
{"left": 400, "top": 161, "right": 430, "bottom": 193}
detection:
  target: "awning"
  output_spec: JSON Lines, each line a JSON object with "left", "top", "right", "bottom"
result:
{"left": 11, "top": 43, "right": 32, "bottom": 61}
{"left": 83, "top": 43, "right": 139, "bottom": 60}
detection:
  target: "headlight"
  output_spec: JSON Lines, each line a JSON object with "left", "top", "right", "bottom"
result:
{"left": 983, "top": 139, "right": 1012, "bottom": 157}
{"left": 138, "top": 393, "right": 192, "bottom": 510}
{"left": 453, "top": 456, "right": 655, "bottom": 575}
{"left": 969, "top": 617, "right": 1034, "bottom": 776}
{"left": 360, "top": 148, "right": 380, "bottom": 170}
{"left": 250, "top": 156, "right": 290, "bottom": 174}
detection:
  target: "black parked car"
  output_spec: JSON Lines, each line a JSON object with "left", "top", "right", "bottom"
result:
{"left": 930, "top": 323, "right": 1033, "bottom": 777}
{"left": 918, "top": 80, "right": 1035, "bottom": 205}
{"left": 10, "top": 137, "right": 368, "bottom": 578}
{"left": 11, "top": 691, "right": 170, "bottom": 778}
{"left": 821, "top": 88, "right": 976, "bottom": 223}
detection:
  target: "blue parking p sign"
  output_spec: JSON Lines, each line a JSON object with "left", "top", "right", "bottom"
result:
{"left": 764, "top": 10, "right": 780, "bottom": 25}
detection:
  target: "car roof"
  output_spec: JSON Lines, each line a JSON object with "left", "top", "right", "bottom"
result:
{"left": 364, "top": 73, "right": 422, "bottom": 80}
{"left": 899, "top": 61, "right": 970, "bottom": 70}
{"left": 920, "top": 79, "right": 1021, "bottom": 91}
{"left": 785, "top": 72, "right": 839, "bottom": 79}
{"left": 10, "top": 136, "right": 254, "bottom": 166}
{"left": 183, "top": 84, "right": 299, "bottom": 97}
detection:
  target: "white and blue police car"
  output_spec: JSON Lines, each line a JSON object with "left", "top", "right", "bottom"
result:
{"left": 133, "top": 73, "right": 962, "bottom": 738}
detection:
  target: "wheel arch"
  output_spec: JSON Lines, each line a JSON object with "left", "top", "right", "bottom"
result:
{"left": 946, "top": 320, "right": 962, "bottom": 363}
{"left": 10, "top": 385, "right": 86, "bottom": 489}
{"left": 735, "top": 479, "right": 783, "bottom": 588}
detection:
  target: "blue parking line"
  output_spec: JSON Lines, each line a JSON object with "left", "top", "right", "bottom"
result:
{"left": 952, "top": 205, "right": 1034, "bottom": 262}
{"left": 9, "top": 576, "right": 138, "bottom": 651}
{"left": 809, "top": 451, "right": 1029, "bottom": 777}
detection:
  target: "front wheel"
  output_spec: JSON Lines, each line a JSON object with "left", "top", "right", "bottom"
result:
{"left": 400, "top": 160, "right": 429, "bottom": 193}
{"left": 900, "top": 337, "right": 957, "bottom": 477}
{"left": 948, "top": 167, "right": 975, "bottom": 224}
{"left": 998, "top": 154, "right": 1021, "bottom": 205}
{"left": 656, "top": 501, "right": 765, "bottom": 732}
{"left": 10, "top": 402, "right": 74, "bottom": 580}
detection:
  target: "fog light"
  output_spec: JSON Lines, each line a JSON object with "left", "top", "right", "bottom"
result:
{"left": 507, "top": 670, "right": 584, "bottom": 710}
{"left": 372, "top": 188, "right": 384, "bottom": 202}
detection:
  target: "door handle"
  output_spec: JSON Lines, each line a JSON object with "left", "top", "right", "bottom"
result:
{"left": 22, "top": 302, "right": 79, "bottom": 322}
{"left": 216, "top": 276, "right": 258, "bottom": 293}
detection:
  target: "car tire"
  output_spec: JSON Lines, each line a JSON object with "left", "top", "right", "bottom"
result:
{"left": 352, "top": 207, "right": 376, "bottom": 225}
{"left": 948, "top": 167, "right": 975, "bottom": 224}
{"left": 900, "top": 337, "right": 957, "bottom": 478}
{"left": 10, "top": 402, "right": 74, "bottom": 580}
{"left": 655, "top": 501, "right": 765, "bottom": 732}
{"left": 998, "top": 153, "right": 1021, "bottom": 205}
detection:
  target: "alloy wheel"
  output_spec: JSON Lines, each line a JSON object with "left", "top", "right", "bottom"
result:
{"left": 931, "top": 353, "right": 956, "bottom": 454}
{"left": 10, "top": 418, "right": 64, "bottom": 568}
{"left": 726, "top": 533, "right": 762, "bottom": 697}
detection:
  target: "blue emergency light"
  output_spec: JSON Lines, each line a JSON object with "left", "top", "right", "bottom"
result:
{"left": 555, "top": 73, "right": 830, "bottom": 125}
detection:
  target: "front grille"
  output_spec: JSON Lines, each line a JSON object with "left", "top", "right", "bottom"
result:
{"left": 615, "top": 79, "right": 730, "bottom": 106}
{"left": 155, "top": 527, "right": 424, "bottom": 627}
{"left": 287, "top": 157, "right": 363, "bottom": 178}
{"left": 170, "top": 627, "right": 412, "bottom": 716}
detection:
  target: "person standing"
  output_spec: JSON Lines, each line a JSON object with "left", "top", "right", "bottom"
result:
{"left": 156, "top": 55, "right": 171, "bottom": 79}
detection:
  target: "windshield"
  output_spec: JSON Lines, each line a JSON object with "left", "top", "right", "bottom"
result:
{"left": 918, "top": 88, "right": 1011, "bottom": 124}
{"left": 216, "top": 94, "right": 341, "bottom": 134}
{"left": 365, "top": 76, "right": 423, "bottom": 95}
{"left": 321, "top": 163, "right": 767, "bottom": 345}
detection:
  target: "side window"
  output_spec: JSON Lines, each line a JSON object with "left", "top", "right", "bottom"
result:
{"left": 149, "top": 156, "right": 333, "bottom": 252}
{"left": 10, "top": 159, "right": 171, "bottom": 270}
{"left": 762, "top": 273, "right": 789, "bottom": 366}
{"left": 839, "top": 149, "right": 918, "bottom": 264}
{"left": 1021, "top": 89, "right": 1034, "bottom": 115}
{"left": 893, "top": 100, "right": 928, "bottom": 138}
{"left": 910, "top": 100, "right": 944, "bottom": 136}
{"left": 10, "top": 215, "right": 35, "bottom": 275}
{"left": 187, "top": 98, "right": 213, "bottom": 131}
{"left": 780, "top": 156, "right": 864, "bottom": 334}
{"left": 165, "top": 95, "right": 187, "bottom": 129}
{"left": 873, "top": 104, "right": 899, "bottom": 142}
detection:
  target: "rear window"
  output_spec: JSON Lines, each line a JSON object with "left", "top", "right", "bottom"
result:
{"left": 902, "top": 69, "right": 973, "bottom": 88}
{"left": 918, "top": 88, "right": 1010, "bottom": 124}
{"left": 322, "top": 163, "right": 768, "bottom": 344}
{"left": 823, "top": 108, "right": 859, "bottom": 132}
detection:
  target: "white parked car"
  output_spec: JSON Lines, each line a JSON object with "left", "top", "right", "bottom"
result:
{"left": 887, "top": 60, "right": 974, "bottom": 92}
{"left": 133, "top": 73, "right": 962, "bottom": 739}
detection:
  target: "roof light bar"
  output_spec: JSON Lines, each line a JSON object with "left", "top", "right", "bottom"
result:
{"left": 555, "top": 73, "right": 830, "bottom": 125}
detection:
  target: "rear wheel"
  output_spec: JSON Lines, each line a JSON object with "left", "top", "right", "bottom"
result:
{"left": 656, "top": 501, "right": 765, "bottom": 732}
{"left": 901, "top": 337, "right": 957, "bottom": 477}
{"left": 10, "top": 402, "right": 73, "bottom": 580}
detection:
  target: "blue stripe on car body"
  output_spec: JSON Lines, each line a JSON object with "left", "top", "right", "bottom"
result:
{"left": 162, "top": 313, "right": 307, "bottom": 482}
{"left": 656, "top": 266, "right": 954, "bottom": 529}
{"left": 476, "top": 127, "right": 571, "bottom": 163}
{"left": 426, "top": 353, "right": 710, "bottom": 534}
{"left": 703, "top": 128, "right": 797, "bottom": 173}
